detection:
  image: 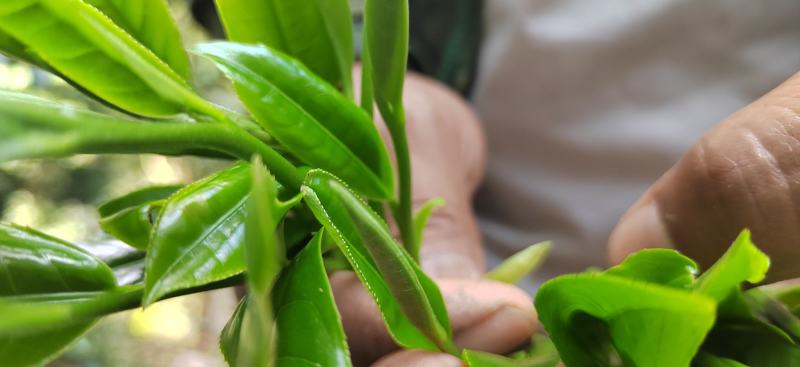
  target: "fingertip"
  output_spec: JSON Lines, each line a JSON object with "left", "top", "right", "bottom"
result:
{"left": 439, "top": 279, "right": 537, "bottom": 354}
{"left": 371, "top": 350, "right": 464, "bottom": 367}
{"left": 608, "top": 195, "right": 673, "bottom": 264}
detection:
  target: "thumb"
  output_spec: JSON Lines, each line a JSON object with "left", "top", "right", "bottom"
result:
{"left": 609, "top": 71, "right": 800, "bottom": 281}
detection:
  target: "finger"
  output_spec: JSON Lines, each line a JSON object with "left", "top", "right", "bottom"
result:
{"left": 610, "top": 71, "right": 800, "bottom": 281}
{"left": 439, "top": 279, "right": 536, "bottom": 353}
{"left": 371, "top": 350, "right": 463, "bottom": 367}
{"left": 332, "top": 273, "right": 537, "bottom": 366}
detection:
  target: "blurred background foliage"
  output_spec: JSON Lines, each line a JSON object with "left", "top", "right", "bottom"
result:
{"left": 1, "top": 1, "right": 238, "bottom": 366}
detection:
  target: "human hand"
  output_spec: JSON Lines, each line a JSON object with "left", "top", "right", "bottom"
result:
{"left": 333, "top": 71, "right": 537, "bottom": 366}
{"left": 610, "top": 71, "right": 800, "bottom": 281}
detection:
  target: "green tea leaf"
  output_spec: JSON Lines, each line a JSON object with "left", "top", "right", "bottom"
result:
{"left": 84, "top": 0, "right": 191, "bottom": 80}
{"left": 0, "top": 223, "right": 116, "bottom": 295}
{"left": 220, "top": 297, "right": 247, "bottom": 367}
{"left": 411, "top": 197, "right": 445, "bottom": 260}
{"left": 0, "top": 223, "right": 117, "bottom": 367}
{"left": 144, "top": 163, "right": 251, "bottom": 305}
{"left": 98, "top": 185, "right": 181, "bottom": 250}
{"left": 363, "top": 0, "right": 408, "bottom": 127}
{"left": 0, "top": 0, "right": 219, "bottom": 118}
{"left": 702, "top": 320, "right": 800, "bottom": 367}
{"left": 196, "top": 42, "right": 393, "bottom": 199}
{"left": 605, "top": 248, "right": 698, "bottom": 290}
{"left": 236, "top": 157, "right": 301, "bottom": 367}
{"left": 273, "top": 231, "right": 352, "bottom": 367}
{"left": 535, "top": 273, "right": 716, "bottom": 367}
{"left": 485, "top": 241, "right": 552, "bottom": 285}
{"left": 302, "top": 169, "right": 455, "bottom": 353}
{"left": 215, "top": 0, "right": 353, "bottom": 94}
{"left": 694, "top": 230, "right": 770, "bottom": 307}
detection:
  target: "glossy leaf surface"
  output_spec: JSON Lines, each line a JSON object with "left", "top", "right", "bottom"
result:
{"left": 605, "top": 249, "right": 698, "bottom": 290}
{"left": 536, "top": 273, "right": 716, "bottom": 367}
{"left": 84, "top": 0, "right": 191, "bottom": 80}
{"left": 196, "top": 42, "right": 393, "bottom": 199}
{"left": 144, "top": 163, "right": 250, "bottom": 305}
{"left": 98, "top": 185, "right": 181, "bottom": 250}
{"left": 215, "top": 0, "right": 353, "bottom": 93}
{"left": 273, "top": 231, "right": 352, "bottom": 367}
{"left": 0, "top": 0, "right": 217, "bottom": 118}
{"left": 0, "top": 223, "right": 116, "bottom": 295}
{"left": 363, "top": 0, "right": 408, "bottom": 126}
{"left": 485, "top": 241, "right": 552, "bottom": 285}
{"left": 0, "top": 224, "right": 116, "bottom": 366}
{"left": 302, "top": 169, "right": 454, "bottom": 352}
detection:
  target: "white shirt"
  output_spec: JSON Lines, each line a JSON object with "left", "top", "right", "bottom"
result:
{"left": 473, "top": 0, "right": 800, "bottom": 285}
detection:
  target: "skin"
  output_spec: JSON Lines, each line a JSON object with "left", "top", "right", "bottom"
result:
{"left": 340, "top": 69, "right": 800, "bottom": 365}
{"left": 610, "top": 70, "right": 800, "bottom": 282}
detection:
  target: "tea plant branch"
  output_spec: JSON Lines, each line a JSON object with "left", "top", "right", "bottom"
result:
{"left": 0, "top": 92, "right": 304, "bottom": 190}
{"left": 386, "top": 116, "right": 415, "bottom": 252}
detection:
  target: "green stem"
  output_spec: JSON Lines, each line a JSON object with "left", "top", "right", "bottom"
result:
{"left": 69, "top": 120, "right": 304, "bottom": 191}
{"left": 386, "top": 116, "right": 414, "bottom": 253}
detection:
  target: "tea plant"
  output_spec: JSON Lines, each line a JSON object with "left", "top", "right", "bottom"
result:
{"left": 0, "top": 1, "right": 797, "bottom": 367}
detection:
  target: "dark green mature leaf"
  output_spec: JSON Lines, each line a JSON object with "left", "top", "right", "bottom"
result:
{"left": 0, "top": 0, "right": 220, "bottom": 118}
{"left": 302, "top": 169, "right": 455, "bottom": 353}
{"left": 485, "top": 241, "right": 552, "bottom": 285}
{"left": 0, "top": 223, "right": 116, "bottom": 295}
{"left": 98, "top": 186, "right": 181, "bottom": 250}
{"left": 702, "top": 320, "right": 800, "bottom": 367}
{"left": 84, "top": 0, "right": 191, "bottom": 81}
{"left": 273, "top": 231, "right": 352, "bottom": 367}
{"left": 215, "top": 0, "right": 354, "bottom": 94}
{"left": 606, "top": 249, "right": 698, "bottom": 290}
{"left": 363, "top": 0, "right": 408, "bottom": 126}
{"left": 535, "top": 274, "right": 716, "bottom": 366}
{"left": 144, "top": 163, "right": 251, "bottom": 305}
{"left": 196, "top": 42, "right": 393, "bottom": 199}
{"left": 0, "top": 223, "right": 116, "bottom": 366}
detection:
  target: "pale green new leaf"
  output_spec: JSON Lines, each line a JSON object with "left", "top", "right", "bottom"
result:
{"left": 0, "top": 0, "right": 218, "bottom": 118}
{"left": 215, "top": 0, "right": 353, "bottom": 94}
{"left": 84, "top": 0, "right": 191, "bottom": 80}
{"left": 363, "top": 0, "right": 408, "bottom": 126}
{"left": 0, "top": 223, "right": 116, "bottom": 367}
{"left": 485, "top": 241, "right": 551, "bottom": 284}
{"left": 411, "top": 197, "right": 445, "bottom": 260}
{"left": 535, "top": 273, "right": 716, "bottom": 367}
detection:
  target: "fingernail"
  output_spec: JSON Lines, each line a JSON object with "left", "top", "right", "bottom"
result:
{"left": 608, "top": 200, "right": 673, "bottom": 264}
